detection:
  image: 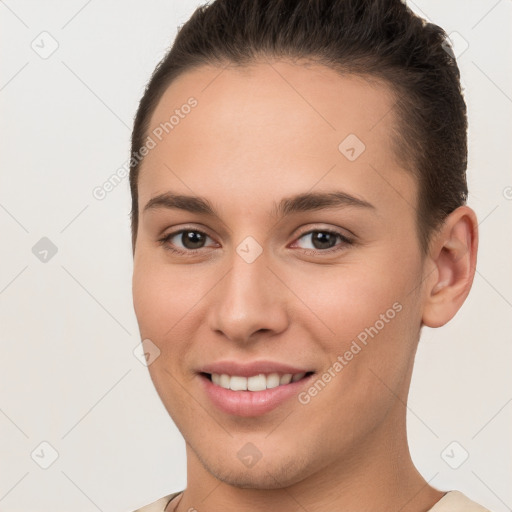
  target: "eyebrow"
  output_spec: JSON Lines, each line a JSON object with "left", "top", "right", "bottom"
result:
{"left": 143, "top": 190, "right": 375, "bottom": 218}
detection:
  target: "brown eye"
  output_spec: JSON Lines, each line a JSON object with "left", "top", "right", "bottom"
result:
{"left": 293, "top": 229, "right": 353, "bottom": 253}
{"left": 178, "top": 230, "right": 207, "bottom": 249}
{"left": 158, "top": 229, "right": 216, "bottom": 254}
{"left": 307, "top": 231, "right": 338, "bottom": 250}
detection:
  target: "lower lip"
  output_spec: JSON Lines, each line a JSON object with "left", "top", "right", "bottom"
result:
{"left": 199, "top": 373, "right": 315, "bottom": 417}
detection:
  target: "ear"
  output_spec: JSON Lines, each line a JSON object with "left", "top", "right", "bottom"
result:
{"left": 422, "top": 206, "right": 478, "bottom": 328}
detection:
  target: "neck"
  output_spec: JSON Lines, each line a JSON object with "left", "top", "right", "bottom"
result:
{"left": 175, "top": 401, "right": 443, "bottom": 512}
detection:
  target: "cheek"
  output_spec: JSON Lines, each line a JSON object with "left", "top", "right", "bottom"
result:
{"left": 290, "top": 248, "right": 422, "bottom": 388}
{"left": 286, "top": 257, "right": 414, "bottom": 342}
{"left": 132, "top": 262, "right": 166, "bottom": 337}
{"left": 132, "top": 256, "right": 202, "bottom": 420}
{"left": 132, "top": 252, "right": 203, "bottom": 338}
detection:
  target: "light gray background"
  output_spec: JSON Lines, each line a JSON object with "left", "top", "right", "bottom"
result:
{"left": 1, "top": 1, "right": 511, "bottom": 511}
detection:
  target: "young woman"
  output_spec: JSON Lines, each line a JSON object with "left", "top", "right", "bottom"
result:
{"left": 129, "top": 0, "right": 489, "bottom": 510}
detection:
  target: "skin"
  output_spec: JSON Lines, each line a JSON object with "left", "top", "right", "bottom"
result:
{"left": 131, "top": 59, "right": 478, "bottom": 512}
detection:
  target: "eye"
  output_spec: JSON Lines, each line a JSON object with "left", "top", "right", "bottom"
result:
{"left": 157, "top": 229, "right": 217, "bottom": 255}
{"left": 291, "top": 229, "right": 353, "bottom": 253}
{"left": 158, "top": 227, "right": 353, "bottom": 256}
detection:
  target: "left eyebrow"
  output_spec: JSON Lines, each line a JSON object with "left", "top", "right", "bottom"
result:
{"left": 271, "top": 190, "right": 375, "bottom": 218}
{"left": 142, "top": 190, "right": 375, "bottom": 218}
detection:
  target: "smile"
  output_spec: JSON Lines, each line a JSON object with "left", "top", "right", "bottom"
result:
{"left": 199, "top": 371, "right": 315, "bottom": 417}
{"left": 208, "top": 372, "right": 313, "bottom": 391}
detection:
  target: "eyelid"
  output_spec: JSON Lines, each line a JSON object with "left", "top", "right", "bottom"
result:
{"left": 158, "top": 226, "right": 217, "bottom": 251}
{"left": 292, "top": 224, "right": 354, "bottom": 241}
{"left": 289, "top": 227, "right": 354, "bottom": 252}
{"left": 158, "top": 223, "right": 354, "bottom": 255}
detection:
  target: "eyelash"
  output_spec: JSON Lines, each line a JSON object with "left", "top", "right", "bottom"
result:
{"left": 157, "top": 227, "right": 354, "bottom": 256}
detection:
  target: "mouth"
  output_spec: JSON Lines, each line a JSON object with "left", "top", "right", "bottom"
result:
{"left": 201, "top": 371, "right": 315, "bottom": 391}
{"left": 198, "top": 371, "right": 316, "bottom": 417}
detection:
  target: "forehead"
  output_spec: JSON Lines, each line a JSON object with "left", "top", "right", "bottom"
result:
{"left": 138, "top": 60, "right": 414, "bottom": 216}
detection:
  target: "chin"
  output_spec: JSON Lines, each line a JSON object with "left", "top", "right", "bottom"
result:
{"left": 208, "top": 466, "right": 306, "bottom": 490}
{"left": 195, "top": 447, "right": 313, "bottom": 489}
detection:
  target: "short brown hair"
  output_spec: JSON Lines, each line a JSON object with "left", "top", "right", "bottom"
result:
{"left": 129, "top": 0, "right": 468, "bottom": 253}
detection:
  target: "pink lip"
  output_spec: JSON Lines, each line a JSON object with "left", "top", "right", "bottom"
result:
{"left": 199, "top": 372, "right": 315, "bottom": 417}
{"left": 198, "top": 359, "right": 312, "bottom": 377}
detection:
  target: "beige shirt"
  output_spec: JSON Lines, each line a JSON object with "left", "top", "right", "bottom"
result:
{"left": 132, "top": 490, "right": 492, "bottom": 512}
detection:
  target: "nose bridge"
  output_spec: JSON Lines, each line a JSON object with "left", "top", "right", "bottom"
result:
{"left": 208, "top": 240, "right": 287, "bottom": 342}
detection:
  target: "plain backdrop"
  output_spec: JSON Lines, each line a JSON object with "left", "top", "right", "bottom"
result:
{"left": 1, "top": 1, "right": 511, "bottom": 511}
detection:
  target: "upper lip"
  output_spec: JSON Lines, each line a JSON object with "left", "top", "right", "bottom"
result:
{"left": 198, "top": 360, "right": 313, "bottom": 377}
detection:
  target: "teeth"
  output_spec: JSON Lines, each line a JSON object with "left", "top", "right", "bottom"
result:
{"left": 247, "top": 374, "right": 266, "bottom": 391}
{"left": 229, "top": 376, "right": 247, "bottom": 391}
{"left": 210, "top": 372, "right": 309, "bottom": 391}
{"left": 219, "top": 373, "right": 230, "bottom": 388}
{"left": 280, "top": 373, "right": 292, "bottom": 385}
{"left": 292, "top": 372, "right": 306, "bottom": 382}
{"left": 265, "top": 373, "right": 280, "bottom": 389}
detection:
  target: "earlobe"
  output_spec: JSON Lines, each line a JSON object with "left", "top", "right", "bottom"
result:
{"left": 422, "top": 206, "right": 478, "bottom": 328}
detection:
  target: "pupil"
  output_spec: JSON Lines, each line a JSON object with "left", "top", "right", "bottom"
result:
{"left": 313, "top": 232, "right": 336, "bottom": 250}
{"left": 183, "top": 231, "right": 204, "bottom": 249}
{"left": 179, "top": 231, "right": 336, "bottom": 251}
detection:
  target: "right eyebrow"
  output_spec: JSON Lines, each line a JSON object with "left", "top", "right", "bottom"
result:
{"left": 143, "top": 192, "right": 216, "bottom": 216}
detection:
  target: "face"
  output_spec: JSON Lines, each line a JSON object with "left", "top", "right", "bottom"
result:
{"left": 132, "top": 60, "right": 428, "bottom": 489}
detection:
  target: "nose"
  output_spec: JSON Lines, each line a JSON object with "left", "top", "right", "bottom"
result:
{"left": 207, "top": 248, "right": 289, "bottom": 344}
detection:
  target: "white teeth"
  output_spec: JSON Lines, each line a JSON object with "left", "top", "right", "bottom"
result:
{"left": 247, "top": 374, "right": 266, "bottom": 391}
{"left": 292, "top": 372, "right": 306, "bottom": 382}
{"left": 280, "top": 373, "right": 292, "bottom": 385}
{"left": 210, "top": 372, "right": 309, "bottom": 391}
{"left": 266, "top": 373, "right": 281, "bottom": 389}
{"left": 229, "top": 376, "right": 247, "bottom": 391}
{"left": 219, "top": 374, "right": 230, "bottom": 388}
